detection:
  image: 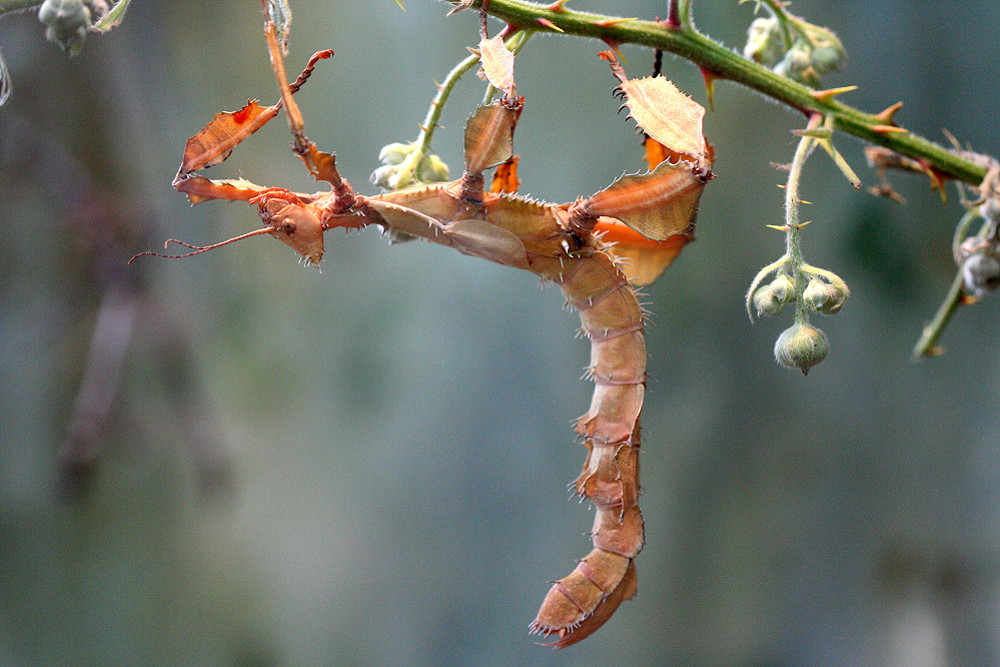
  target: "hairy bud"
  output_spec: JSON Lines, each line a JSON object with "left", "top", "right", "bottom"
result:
{"left": 752, "top": 274, "right": 795, "bottom": 317}
{"left": 802, "top": 275, "right": 849, "bottom": 314}
{"left": 963, "top": 253, "right": 1000, "bottom": 296}
{"left": 774, "top": 322, "right": 829, "bottom": 375}
{"left": 372, "top": 142, "right": 450, "bottom": 190}
{"left": 744, "top": 17, "right": 784, "bottom": 67}
{"left": 38, "top": 0, "right": 90, "bottom": 53}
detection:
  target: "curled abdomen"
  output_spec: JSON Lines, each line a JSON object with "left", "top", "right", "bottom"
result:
{"left": 530, "top": 251, "right": 645, "bottom": 647}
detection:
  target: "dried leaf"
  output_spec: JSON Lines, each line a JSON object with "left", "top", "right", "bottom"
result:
{"left": 478, "top": 34, "right": 516, "bottom": 96}
{"left": 179, "top": 100, "right": 279, "bottom": 174}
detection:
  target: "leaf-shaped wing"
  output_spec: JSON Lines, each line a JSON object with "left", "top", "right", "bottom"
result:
{"left": 490, "top": 155, "right": 520, "bottom": 194}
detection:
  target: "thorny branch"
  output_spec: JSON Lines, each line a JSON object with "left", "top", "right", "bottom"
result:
{"left": 448, "top": 0, "right": 989, "bottom": 188}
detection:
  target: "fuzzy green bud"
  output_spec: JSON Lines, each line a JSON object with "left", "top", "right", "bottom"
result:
{"left": 752, "top": 274, "right": 795, "bottom": 318}
{"left": 744, "top": 17, "right": 784, "bottom": 67}
{"left": 979, "top": 196, "right": 1000, "bottom": 228}
{"left": 38, "top": 0, "right": 92, "bottom": 53}
{"left": 377, "top": 142, "right": 414, "bottom": 166}
{"left": 802, "top": 276, "right": 849, "bottom": 314}
{"left": 963, "top": 253, "right": 1000, "bottom": 296}
{"left": 774, "top": 322, "right": 829, "bottom": 375}
{"left": 417, "top": 154, "right": 450, "bottom": 183}
{"left": 371, "top": 142, "right": 449, "bottom": 190}
{"left": 752, "top": 285, "right": 784, "bottom": 317}
{"left": 802, "top": 23, "right": 846, "bottom": 74}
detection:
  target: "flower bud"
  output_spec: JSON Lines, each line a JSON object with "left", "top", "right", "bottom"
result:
{"left": 801, "top": 23, "right": 846, "bottom": 74}
{"left": 774, "top": 322, "right": 829, "bottom": 375}
{"left": 802, "top": 278, "right": 831, "bottom": 311}
{"left": 752, "top": 285, "right": 784, "bottom": 317}
{"left": 802, "top": 277, "right": 849, "bottom": 314}
{"left": 417, "top": 153, "right": 450, "bottom": 183}
{"left": 752, "top": 274, "right": 795, "bottom": 318}
{"left": 370, "top": 164, "right": 400, "bottom": 190}
{"left": 979, "top": 196, "right": 1000, "bottom": 228}
{"left": 378, "top": 142, "right": 414, "bottom": 166}
{"left": 744, "top": 17, "right": 784, "bottom": 67}
{"left": 372, "top": 142, "right": 450, "bottom": 190}
{"left": 38, "top": 0, "right": 91, "bottom": 53}
{"left": 963, "top": 253, "right": 1000, "bottom": 296}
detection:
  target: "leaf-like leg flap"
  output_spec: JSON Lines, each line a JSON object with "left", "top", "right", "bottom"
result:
{"left": 601, "top": 48, "right": 708, "bottom": 166}
{"left": 464, "top": 101, "right": 518, "bottom": 175}
{"left": 365, "top": 199, "right": 449, "bottom": 241}
{"left": 584, "top": 159, "right": 711, "bottom": 241}
{"left": 172, "top": 173, "right": 273, "bottom": 205}
{"left": 444, "top": 219, "right": 530, "bottom": 270}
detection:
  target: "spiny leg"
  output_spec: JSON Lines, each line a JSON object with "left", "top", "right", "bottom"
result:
{"left": 261, "top": 11, "right": 353, "bottom": 209}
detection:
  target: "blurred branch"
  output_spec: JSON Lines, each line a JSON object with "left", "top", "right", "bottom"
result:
{"left": 0, "top": 0, "right": 40, "bottom": 12}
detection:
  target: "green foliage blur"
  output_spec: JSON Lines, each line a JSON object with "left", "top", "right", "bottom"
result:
{"left": 3, "top": 1, "right": 1000, "bottom": 664}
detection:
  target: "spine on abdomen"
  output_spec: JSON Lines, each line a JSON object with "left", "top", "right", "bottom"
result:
{"left": 530, "top": 250, "right": 646, "bottom": 647}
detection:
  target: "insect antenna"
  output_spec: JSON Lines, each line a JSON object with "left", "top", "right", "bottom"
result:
{"left": 128, "top": 228, "right": 274, "bottom": 264}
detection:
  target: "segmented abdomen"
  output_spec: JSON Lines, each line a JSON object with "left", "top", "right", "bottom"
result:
{"left": 529, "top": 250, "right": 645, "bottom": 648}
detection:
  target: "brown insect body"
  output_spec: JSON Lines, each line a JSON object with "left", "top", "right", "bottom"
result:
{"left": 144, "top": 16, "right": 713, "bottom": 648}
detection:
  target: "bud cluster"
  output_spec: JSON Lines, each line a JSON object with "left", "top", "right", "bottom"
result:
{"left": 749, "top": 265, "right": 849, "bottom": 320}
{"left": 371, "top": 142, "right": 450, "bottom": 191}
{"left": 747, "top": 259, "right": 849, "bottom": 375}
{"left": 743, "top": 12, "right": 846, "bottom": 87}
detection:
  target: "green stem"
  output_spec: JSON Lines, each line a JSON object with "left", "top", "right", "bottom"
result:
{"left": 912, "top": 263, "right": 967, "bottom": 359}
{"left": 448, "top": 0, "right": 989, "bottom": 187}
{"left": 399, "top": 29, "right": 529, "bottom": 186}
{"left": 415, "top": 52, "right": 481, "bottom": 157}
{"left": 912, "top": 209, "right": 980, "bottom": 358}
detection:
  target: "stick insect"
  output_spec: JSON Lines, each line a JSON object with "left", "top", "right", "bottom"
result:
{"left": 136, "top": 11, "right": 713, "bottom": 648}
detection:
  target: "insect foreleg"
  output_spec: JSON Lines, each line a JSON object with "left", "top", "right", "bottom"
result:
{"left": 262, "top": 16, "right": 351, "bottom": 205}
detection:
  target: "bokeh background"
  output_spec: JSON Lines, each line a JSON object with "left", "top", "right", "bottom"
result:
{"left": 3, "top": 1, "right": 1000, "bottom": 665}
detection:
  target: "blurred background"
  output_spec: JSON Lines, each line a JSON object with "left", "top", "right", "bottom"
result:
{"left": 3, "top": 1, "right": 1000, "bottom": 664}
